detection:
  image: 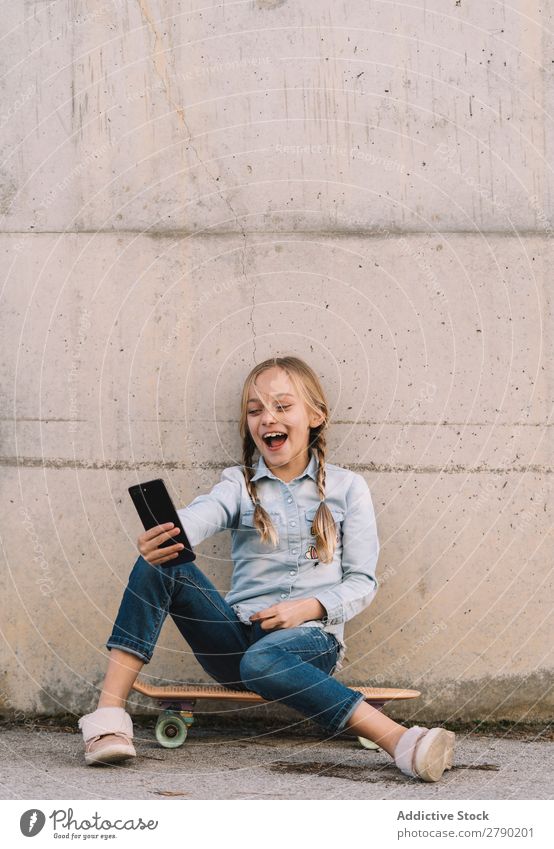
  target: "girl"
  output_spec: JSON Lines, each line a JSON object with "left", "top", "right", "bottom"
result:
{"left": 79, "top": 356, "right": 455, "bottom": 782}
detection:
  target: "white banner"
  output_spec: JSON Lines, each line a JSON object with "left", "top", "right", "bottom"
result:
{"left": 1, "top": 799, "right": 550, "bottom": 848}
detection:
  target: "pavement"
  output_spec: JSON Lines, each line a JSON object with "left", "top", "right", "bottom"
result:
{"left": 1, "top": 717, "right": 552, "bottom": 800}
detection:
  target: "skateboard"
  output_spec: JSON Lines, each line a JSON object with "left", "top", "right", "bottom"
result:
{"left": 132, "top": 678, "right": 420, "bottom": 750}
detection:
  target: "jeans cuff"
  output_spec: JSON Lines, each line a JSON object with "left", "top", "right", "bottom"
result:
{"left": 106, "top": 639, "right": 151, "bottom": 664}
{"left": 329, "top": 690, "right": 366, "bottom": 734}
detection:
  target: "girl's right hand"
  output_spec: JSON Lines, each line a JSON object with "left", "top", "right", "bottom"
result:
{"left": 137, "top": 523, "right": 184, "bottom": 565}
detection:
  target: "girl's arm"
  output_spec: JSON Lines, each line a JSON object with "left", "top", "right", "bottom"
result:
{"left": 176, "top": 467, "right": 242, "bottom": 548}
{"left": 313, "top": 473, "right": 380, "bottom": 626}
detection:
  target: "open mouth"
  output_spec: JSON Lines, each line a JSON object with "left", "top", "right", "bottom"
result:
{"left": 261, "top": 431, "right": 288, "bottom": 450}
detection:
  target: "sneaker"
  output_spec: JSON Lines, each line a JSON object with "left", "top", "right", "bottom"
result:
{"left": 78, "top": 706, "right": 136, "bottom": 766}
{"left": 394, "top": 725, "right": 455, "bottom": 782}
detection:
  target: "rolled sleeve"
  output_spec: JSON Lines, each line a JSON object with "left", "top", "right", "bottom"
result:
{"left": 176, "top": 467, "right": 242, "bottom": 548}
{"left": 314, "top": 474, "right": 380, "bottom": 626}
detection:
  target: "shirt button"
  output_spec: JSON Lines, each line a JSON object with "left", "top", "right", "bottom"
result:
{"left": 280, "top": 593, "right": 287, "bottom": 599}
{"left": 289, "top": 570, "right": 295, "bottom": 576}
{"left": 291, "top": 549, "right": 297, "bottom": 554}
{"left": 287, "top": 497, "right": 293, "bottom": 503}
{"left": 290, "top": 521, "right": 296, "bottom": 526}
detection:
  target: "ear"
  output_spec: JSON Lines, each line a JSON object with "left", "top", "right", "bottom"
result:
{"left": 309, "top": 411, "right": 325, "bottom": 429}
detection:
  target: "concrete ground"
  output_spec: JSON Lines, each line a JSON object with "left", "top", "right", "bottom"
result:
{"left": 0, "top": 717, "right": 552, "bottom": 800}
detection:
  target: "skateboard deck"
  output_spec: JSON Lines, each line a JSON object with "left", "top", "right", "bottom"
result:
{"left": 132, "top": 679, "right": 420, "bottom": 749}
{"left": 133, "top": 679, "right": 420, "bottom": 705}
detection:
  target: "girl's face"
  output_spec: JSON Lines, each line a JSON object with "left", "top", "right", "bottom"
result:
{"left": 246, "top": 367, "right": 324, "bottom": 471}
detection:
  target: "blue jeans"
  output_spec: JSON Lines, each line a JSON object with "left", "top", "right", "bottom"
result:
{"left": 105, "top": 556, "right": 366, "bottom": 735}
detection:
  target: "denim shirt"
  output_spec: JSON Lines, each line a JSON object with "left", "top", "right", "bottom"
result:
{"left": 176, "top": 451, "right": 380, "bottom": 671}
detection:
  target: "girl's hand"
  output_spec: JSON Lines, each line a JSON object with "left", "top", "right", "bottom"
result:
{"left": 250, "top": 598, "right": 326, "bottom": 630}
{"left": 137, "top": 522, "right": 184, "bottom": 565}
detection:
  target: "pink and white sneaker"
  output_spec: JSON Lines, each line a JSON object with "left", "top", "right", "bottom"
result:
{"left": 394, "top": 725, "right": 456, "bottom": 782}
{"left": 78, "top": 706, "right": 136, "bottom": 766}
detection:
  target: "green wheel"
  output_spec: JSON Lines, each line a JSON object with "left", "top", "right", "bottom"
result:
{"left": 155, "top": 713, "right": 188, "bottom": 748}
{"left": 358, "top": 736, "right": 380, "bottom": 750}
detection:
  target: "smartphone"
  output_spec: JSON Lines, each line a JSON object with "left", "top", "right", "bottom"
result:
{"left": 128, "top": 478, "right": 196, "bottom": 565}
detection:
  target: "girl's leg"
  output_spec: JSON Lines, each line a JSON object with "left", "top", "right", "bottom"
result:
{"left": 101, "top": 555, "right": 251, "bottom": 706}
{"left": 97, "top": 648, "right": 145, "bottom": 709}
{"left": 82, "top": 556, "right": 252, "bottom": 766}
{"left": 238, "top": 626, "right": 454, "bottom": 782}
{"left": 165, "top": 564, "right": 252, "bottom": 687}
{"left": 238, "top": 625, "right": 365, "bottom": 734}
{"left": 243, "top": 628, "right": 437, "bottom": 757}
{"left": 343, "top": 701, "right": 407, "bottom": 757}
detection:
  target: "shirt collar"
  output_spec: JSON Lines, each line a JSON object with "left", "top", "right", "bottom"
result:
{"left": 251, "top": 450, "right": 318, "bottom": 483}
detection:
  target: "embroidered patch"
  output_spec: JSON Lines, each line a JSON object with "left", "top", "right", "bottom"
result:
{"left": 305, "top": 544, "right": 318, "bottom": 560}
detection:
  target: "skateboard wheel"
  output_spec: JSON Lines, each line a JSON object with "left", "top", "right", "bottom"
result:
{"left": 358, "top": 736, "right": 380, "bottom": 750}
{"left": 155, "top": 714, "right": 188, "bottom": 748}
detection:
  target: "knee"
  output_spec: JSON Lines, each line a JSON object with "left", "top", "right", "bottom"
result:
{"left": 131, "top": 554, "right": 165, "bottom": 584}
{"left": 239, "top": 645, "right": 274, "bottom": 693}
{"left": 129, "top": 554, "right": 152, "bottom": 582}
{"left": 128, "top": 555, "right": 175, "bottom": 598}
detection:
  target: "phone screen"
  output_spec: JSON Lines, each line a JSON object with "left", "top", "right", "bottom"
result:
{"left": 128, "top": 478, "right": 195, "bottom": 564}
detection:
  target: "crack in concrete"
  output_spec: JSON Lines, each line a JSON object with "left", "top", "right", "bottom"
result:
{"left": 136, "top": 0, "right": 186, "bottom": 126}
{"left": 136, "top": 0, "right": 252, "bottom": 355}
{"left": 249, "top": 276, "right": 258, "bottom": 363}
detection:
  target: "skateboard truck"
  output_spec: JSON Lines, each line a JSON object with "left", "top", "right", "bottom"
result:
{"left": 154, "top": 698, "right": 197, "bottom": 748}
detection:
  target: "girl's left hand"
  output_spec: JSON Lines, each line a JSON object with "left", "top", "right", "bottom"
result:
{"left": 250, "top": 598, "right": 326, "bottom": 630}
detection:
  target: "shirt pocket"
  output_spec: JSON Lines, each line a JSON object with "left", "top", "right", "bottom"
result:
{"left": 304, "top": 505, "right": 345, "bottom": 547}
{"left": 238, "top": 508, "right": 283, "bottom": 552}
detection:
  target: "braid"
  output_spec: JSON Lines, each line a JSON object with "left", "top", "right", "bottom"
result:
{"left": 312, "top": 427, "right": 327, "bottom": 501}
{"left": 242, "top": 436, "right": 258, "bottom": 506}
{"left": 310, "top": 426, "right": 338, "bottom": 564}
{"left": 241, "top": 434, "right": 279, "bottom": 547}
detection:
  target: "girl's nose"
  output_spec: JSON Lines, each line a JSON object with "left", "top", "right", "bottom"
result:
{"left": 261, "top": 407, "right": 277, "bottom": 426}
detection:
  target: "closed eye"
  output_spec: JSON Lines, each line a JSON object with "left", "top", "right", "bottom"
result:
{"left": 248, "top": 404, "right": 291, "bottom": 415}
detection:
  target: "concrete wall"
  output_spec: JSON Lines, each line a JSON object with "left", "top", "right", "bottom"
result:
{"left": 1, "top": 0, "right": 552, "bottom": 723}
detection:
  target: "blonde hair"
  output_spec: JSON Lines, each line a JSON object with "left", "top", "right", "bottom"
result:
{"left": 239, "top": 355, "right": 338, "bottom": 564}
